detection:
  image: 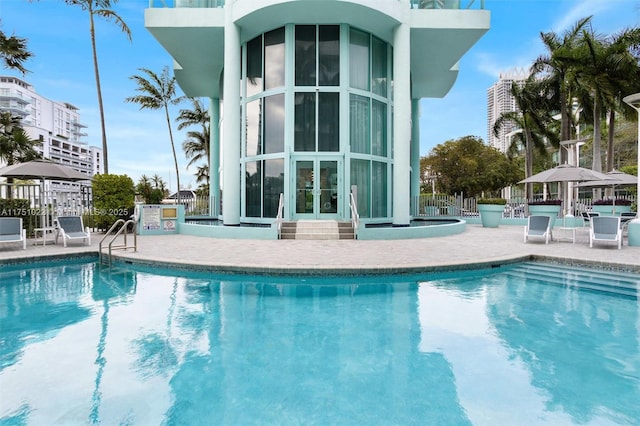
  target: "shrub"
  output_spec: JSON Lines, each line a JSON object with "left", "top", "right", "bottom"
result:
{"left": 477, "top": 198, "right": 507, "bottom": 205}
{"left": 528, "top": 199, "right": 562, "bottom": 206}
{"left": 592, "top": 199, "right": 632, "bottom": 206}
{"left": 91, "top": 174, "right": 135, "bottom": 231}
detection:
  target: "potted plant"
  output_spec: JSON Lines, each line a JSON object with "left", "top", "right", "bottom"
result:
{"left": 591, "top": 198, "right": 632, "bottom": 216}
{"left": 527, "top": 199, "right": 562, "bottom": 229}
{"left": 477, "top": 198, "right": 506, "bottom": 228}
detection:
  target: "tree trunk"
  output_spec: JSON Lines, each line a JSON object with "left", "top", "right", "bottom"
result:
{"left": 606, "top": 109, "right": 615, "bottom": 172}
{"left": 165, "top": 106, "right": 181, "bottom": 206}
{"left": 591, "top": 99, "right": 602, "bottom": 172}
{"left": 90, "top": 11, "right": 109, "bottom": 174}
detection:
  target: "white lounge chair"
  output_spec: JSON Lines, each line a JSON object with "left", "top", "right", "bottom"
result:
{"left": 524, "top": 215, "right": 551, "bottom": 244}
{"left": 589, "top": 216, "right": 622, "bottom": 249}
{"left": 0, "top": 217, "right": 27, "bottom": 250}
{"left": 56, "top": 216, "right": 91, "bottom": 247}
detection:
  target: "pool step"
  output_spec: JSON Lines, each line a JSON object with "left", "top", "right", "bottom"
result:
{"left": 505, "top": 262, "right": 639, "bottom": 298}
{"left": 280, "top": 220, "right": 355, "bottom": 240}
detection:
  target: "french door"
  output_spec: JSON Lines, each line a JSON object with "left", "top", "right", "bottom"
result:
{"left": 292, "top": 157, "right": 342, "bottom": 219}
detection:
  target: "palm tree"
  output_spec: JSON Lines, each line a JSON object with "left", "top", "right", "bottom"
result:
{"left": 151, "top": 174, "right": 168, "bottom": 196}
{"left": 0, "top": 30, "right": 32, "bottom": 74}
{"left": 177, "top": 99, "right": 210, "bottom": 180}
{"left": 0, "top": 111, "right": 41, "bottom": 166}
{"left": 493, "top": 77, "right": 557, "bottom": 201}
{"left": 532, "top": 16, "right": 592, "bottom": 149}
{"left": 125, "top": 67, "right": 185, "bottom": 204}
{"left": 64, "top": 0, "right": 132, "bottom": 175}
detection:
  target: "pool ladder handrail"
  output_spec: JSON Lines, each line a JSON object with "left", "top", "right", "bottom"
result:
{"left": 99, "top": 219, "right": 137, "bottom": 266}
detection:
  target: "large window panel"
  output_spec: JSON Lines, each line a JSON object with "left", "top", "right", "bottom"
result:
{"left": 350, "top": 159, "right": 370, "bottom": 218}
{"left": 319, "top": 25, "right": 340, "bottom": 86}
{"left": 372, "top": 99, "right": 386, "bottom": 157}
{"left": 246, "top": 36, "right": 262, "bottom": 97}
{"left": 246, "top": 161, "right": 261, "bottom": 217}
{"left": 349, "top": 29, "right": 369, "bottom": 90}
{"left": 350, "top": 94, "right": 370, "bottom": 154}
{"left": 318, "top": 92, "right": 339, "bottom": 152}
{"left": 263, "top": 159, "right": 284, "bottom": 217}
{"left": 295, "top": 26, "right": 316, "bottom": 87}
{"left": 245, "top": 99, "right": 261, "bottom": 157}
{"left": 371, "top": 36, "right": 387, "bottom": 96}
{"left": 294, "top": 93, "right": 316, "bottom": 152}
{"left": 264, "top": 28, "right": 285, "bottom": 90}
{"left": 371, "top": 161, "right": 387, "bottom": 217}
{"left": 264, "top": 94, "right": 284, "bottom": 154}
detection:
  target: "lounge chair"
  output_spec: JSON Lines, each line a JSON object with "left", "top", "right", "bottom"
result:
{"left": 524, "top": 215, "right": 551, "bottom": 244}
{"left": 56, "top": 216, "right": 91, "bottom": 247}
{"left": 581, "top": 211, "right": 599, "bottom": 227}
{"left": 0, "top": 217, "right": 27, "bottom": 250}
{"left": 589, "top": 216, "right": 622, "bottom": 249}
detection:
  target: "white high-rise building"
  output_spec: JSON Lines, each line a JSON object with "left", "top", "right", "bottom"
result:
{"left": 0, "top": 76, "right": 103, "bottom": 209}
{"left": 487, "top": 68, "right": 528, "bottom": 153}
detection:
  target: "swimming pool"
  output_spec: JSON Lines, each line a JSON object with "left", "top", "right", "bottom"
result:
{"left": 1, "top": 260, "right": 638, "bottom": 425}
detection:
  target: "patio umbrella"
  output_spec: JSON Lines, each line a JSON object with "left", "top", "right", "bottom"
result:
{"left": 575, "top": 169, "right": 637, "bottom": 188}
{"left": 0, "top": 159, "right": 93, "bottom": 182}
{"left": 519, "top": 164, "right": 613, "bottom": 184}
{"left": 0, "top": 160, "right": 93, "bottom": 227}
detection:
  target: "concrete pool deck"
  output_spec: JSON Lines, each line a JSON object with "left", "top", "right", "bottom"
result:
{"left": 1, "top": 224, "right": 639, "bottom": 274}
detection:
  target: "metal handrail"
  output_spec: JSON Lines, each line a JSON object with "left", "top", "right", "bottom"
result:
{"left": 98, "top": 219, "right": 137, "bottom": 266}
{"left": 349, "top": 192, "right": 360, "bottom": 237}
{"left": 274, "top": 193, "right": 284, "bottom": 238}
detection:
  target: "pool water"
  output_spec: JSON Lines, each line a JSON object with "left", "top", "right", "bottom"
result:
{"left": 0, "top": 260, "right": 638, "bottom": 425}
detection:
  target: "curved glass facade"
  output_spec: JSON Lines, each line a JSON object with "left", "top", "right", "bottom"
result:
{"left": 241, "top": 25, "right": 393, "bottom": 222}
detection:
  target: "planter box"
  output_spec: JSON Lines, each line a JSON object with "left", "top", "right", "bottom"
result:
{"left": 528, "top": 205, "right": 561, "bottom": 229}
{"left": 478, "top": 204, "right": 504, "bottom": 228}
{"left": 592, "top": 205, "right": 632, "bottom": 216}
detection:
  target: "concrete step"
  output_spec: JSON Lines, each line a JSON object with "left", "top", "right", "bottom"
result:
{"left": 280, "top": 220, "right": 355, "bottom": 240}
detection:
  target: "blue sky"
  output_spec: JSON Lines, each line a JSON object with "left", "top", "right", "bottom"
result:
{"left": 0, "top": 0, "right": 638, "bottom": 192}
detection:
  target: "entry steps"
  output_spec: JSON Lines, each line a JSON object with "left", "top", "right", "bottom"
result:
{"left": 280, "top": 220, "right": 355, "bottom": 240}
{"left": 504, "top": 262, "right": 639, "bottom": 299}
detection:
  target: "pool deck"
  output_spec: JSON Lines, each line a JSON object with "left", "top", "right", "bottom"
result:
{"left": 1, "top": 224, "right": 639, "bottom": 274}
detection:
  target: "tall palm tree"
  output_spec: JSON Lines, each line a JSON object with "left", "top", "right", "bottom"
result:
{"left": 151, "top": 174, "right": 168, "bottom": 195}
{"left": 493, "top": 77, "right": 557, "bottom": 201}
{"left": 0, "top": 30, "right": 32, "bottom": 74}
{"left": 177, "top": 99, "right": 210, "bottom": 180}
{"left": 65, "top": 0, "right": 131, "bottom": 175}
{"left": 125, "top": 67, "right": 184, "bottom": 204}
{"left": 532, "top": 16, "right": 592, "bottom": 149}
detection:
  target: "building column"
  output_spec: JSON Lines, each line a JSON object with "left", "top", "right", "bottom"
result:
{"left": 392, "top": 22, "right": 411, "bottom": 226}
{"left": 209, "top": 97, "right": 220, "bottom": 217}
{"left": 222, "top": 6, "right": 241, "bottom": 226}
{"left": 410, "top": 99, "right": 421, "bottom": 214}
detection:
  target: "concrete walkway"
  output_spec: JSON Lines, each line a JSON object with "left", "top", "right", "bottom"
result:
{"left": 1, "top": 224, "right": 639, "bottom": 274}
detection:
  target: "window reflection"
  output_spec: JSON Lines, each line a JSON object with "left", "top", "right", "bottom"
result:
{"left": 264, "top": 28, "right": 285, "bottom": 90}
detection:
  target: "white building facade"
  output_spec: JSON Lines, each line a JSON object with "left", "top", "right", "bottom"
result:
{"left": 146, "top": 0, "right": 489, "bottom": 227}
{"left": 0, "top": 76, "right": 102, "bottom": 211}
{"left": 486, "top": 68, "right": 528, "bottom": 153}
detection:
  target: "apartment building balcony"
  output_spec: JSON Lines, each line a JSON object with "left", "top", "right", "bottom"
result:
{"left": 0, "top": 91, "right": 31, "bottom": 118}
{"left": 145, "top": 0, "right": 489, "bottom": 99}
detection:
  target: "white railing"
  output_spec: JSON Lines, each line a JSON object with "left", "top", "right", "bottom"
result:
{"left": 274, "top": 193, "right": 284, "bottom": 237}
{"left": 349, "top": 192, "right": 360, "bottom": 235}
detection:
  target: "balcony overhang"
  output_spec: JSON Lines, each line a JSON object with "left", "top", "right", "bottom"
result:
{"left": 145, "top": 8, "right": 225, "bottom": 98}
{"left": 410, "top": 9, "right": 490, "bottom": 98}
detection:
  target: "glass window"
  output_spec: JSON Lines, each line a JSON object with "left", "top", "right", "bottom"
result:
{"left": 350, "top": 159, "right": 370, "bottom": 218}
{"left": 371, "top": 161, "right": 387, "bottom": 217}
{"left": 264, "top": 28, "right": 285, "bottom": 90}
{"left": 245, "top": 99, "right": 261, "bottom": 157}
{"left": 349, "top": 29, "right": 369, "bottom": 90}
{"left": 318, "top": 92, "right": 339, "bottom": 152}
{"left": 372, "top": 99, "right": 386, "bottom": 157}
{"left": 246, "top": 36, "right": 262, "bottom": 97}
{"left": 371, "top": 36, "right": 387, "bottom": 96}
{"left": 246, "top": 161, "right": 261, "bottom": 217}
{"left": 263, "top": 159, "right": 284, "bottom": 217}
{"left": 264, "top": 94, "right": 284, "bottom": 154}
{"left": 294, "top": 93, "right": 316, "bottom": 152}
{"left": 295, "top": 26, "right": 316, "bottom": 87}
{"left": 319, "top": 26, "right": 340, "bottom": 86}
{"left": 350, "top": 94, "right": 370, "bottom": 154}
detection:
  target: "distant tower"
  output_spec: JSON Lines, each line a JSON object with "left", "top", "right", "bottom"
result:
{"left": 487, "top": 68, "right": 528, "bottom": 153}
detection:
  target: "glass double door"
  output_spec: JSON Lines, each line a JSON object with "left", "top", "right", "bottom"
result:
{"left": 293, "top": 157, "right": 341, "bottom": 219}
